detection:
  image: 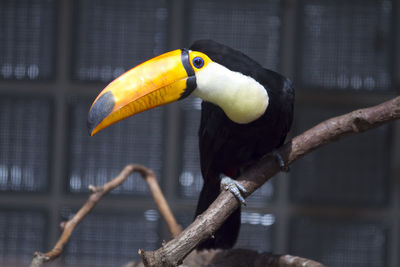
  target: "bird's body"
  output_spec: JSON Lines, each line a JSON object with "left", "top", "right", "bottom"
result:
{"left": 88, "top": 40, "right": 294, "bottom": 251}
{"left": 191, "top": 40, "right": 294, "bottom": 249}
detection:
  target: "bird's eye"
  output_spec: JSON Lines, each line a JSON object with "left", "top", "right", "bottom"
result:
{"left": 193, "top": 57, "right": 204, "bottom": 69}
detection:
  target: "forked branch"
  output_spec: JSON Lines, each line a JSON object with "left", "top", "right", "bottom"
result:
{"left": 30, "top": 164, "right": 180, "bottom": 267}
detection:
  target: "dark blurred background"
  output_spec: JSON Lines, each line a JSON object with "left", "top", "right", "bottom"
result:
{"left": 0, "top": 0, "right": 399, "bottom": 266}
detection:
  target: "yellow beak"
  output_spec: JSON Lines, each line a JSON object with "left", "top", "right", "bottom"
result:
{"left": 87, "top": 49, "right": 196, "bottom": 136}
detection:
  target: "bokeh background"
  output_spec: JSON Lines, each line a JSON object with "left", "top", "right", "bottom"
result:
{"left": 0, "top": 0, "right": 399, "bottom": 266}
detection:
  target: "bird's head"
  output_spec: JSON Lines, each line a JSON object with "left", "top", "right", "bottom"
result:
{"left": 88, "top": 41, "right": 269, "bottom": 136}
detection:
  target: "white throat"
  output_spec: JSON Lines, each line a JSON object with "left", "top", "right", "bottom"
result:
{"left": 193, "top": 62, "right": 269, "bottom": 124}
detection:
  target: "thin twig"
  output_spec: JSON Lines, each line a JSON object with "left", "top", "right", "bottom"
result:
{"left": 30, "top": 164, "right": 180, "bottom": 267}
{"left": 141, "top": 96, "right": 400, "bottom": 267}
{"left": 140, "top": 167, "right": 181, "bottom": 237}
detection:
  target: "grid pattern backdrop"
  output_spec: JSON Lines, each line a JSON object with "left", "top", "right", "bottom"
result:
{"left": 0, "top": 0, "right": 399, "bottom": 266}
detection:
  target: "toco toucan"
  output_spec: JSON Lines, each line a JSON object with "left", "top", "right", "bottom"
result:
{"left": 88, "top": 40, "right": 294, "bottom": 250}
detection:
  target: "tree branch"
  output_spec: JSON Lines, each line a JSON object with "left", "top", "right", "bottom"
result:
{"left": 30, "top": 164, "right": 180, "bottom": 267}
{"left": 141, "top": 96, "right": 400, "bottom": 266}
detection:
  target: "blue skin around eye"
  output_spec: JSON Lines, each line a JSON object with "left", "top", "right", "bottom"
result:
{"left": 193, "top": 57, "right": 204, "bottom": 68}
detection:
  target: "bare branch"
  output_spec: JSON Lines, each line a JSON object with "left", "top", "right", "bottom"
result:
{"left": 141, "top": 96, "right": 400, "bottom": 266}
{"left": 30, "top": 164, "right": 180, "bottom": 267}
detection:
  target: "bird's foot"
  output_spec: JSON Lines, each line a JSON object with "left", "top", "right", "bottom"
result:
{"left": 273, "top": 151, "right": 290, "bottom": 172}
{"left": 220, "top": 177, "right": 247, "bottom": 205}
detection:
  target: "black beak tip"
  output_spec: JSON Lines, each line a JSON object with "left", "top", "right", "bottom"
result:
{"left": 87, "top": 91, "right": 115, "bottom": 136}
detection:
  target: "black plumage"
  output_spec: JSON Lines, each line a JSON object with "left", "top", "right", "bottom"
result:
{"left": 190, "top": 40, "right": 294, "bottom": 250}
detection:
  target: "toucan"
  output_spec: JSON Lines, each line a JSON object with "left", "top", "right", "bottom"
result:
{"left": 87, "top": 40, "right": 294, "bottom": 250}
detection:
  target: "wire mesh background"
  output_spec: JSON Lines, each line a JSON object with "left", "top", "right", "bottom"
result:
{"left": 0, "top": 0, "right": 398, "bottom": 266}
{"left": 0, "top": 96, "right": 52, "bottom": 192}
{"left": 297, "top": 0, "right": 393, "bottom": 90}
{"left": 67, "top": 97, "right": 165, "bottom": 195}
{"left": 188, "top": 0, "right": 282, "bottom": 71}
{"left": 289, "top": 217, "right": 388, "bottom": 267}
{"left": 72, "top": 0, "right": 168, "bottom": 82}
{"left": 0, "top": 209, "right": 47, "bottom": 265}
{"left": 0, "top": 0, "right": 56, "bottom": 80}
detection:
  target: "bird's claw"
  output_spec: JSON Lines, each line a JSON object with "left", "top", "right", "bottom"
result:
{"left": 273, "top": 151, "right": 290, "bottom": 172}
{"left": 220, "top": 177, "right": 247, "bottom": 205}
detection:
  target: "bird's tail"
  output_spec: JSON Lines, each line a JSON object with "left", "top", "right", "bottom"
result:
{"left": 194, "top": 180, "right": 241, "bottom": 250}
